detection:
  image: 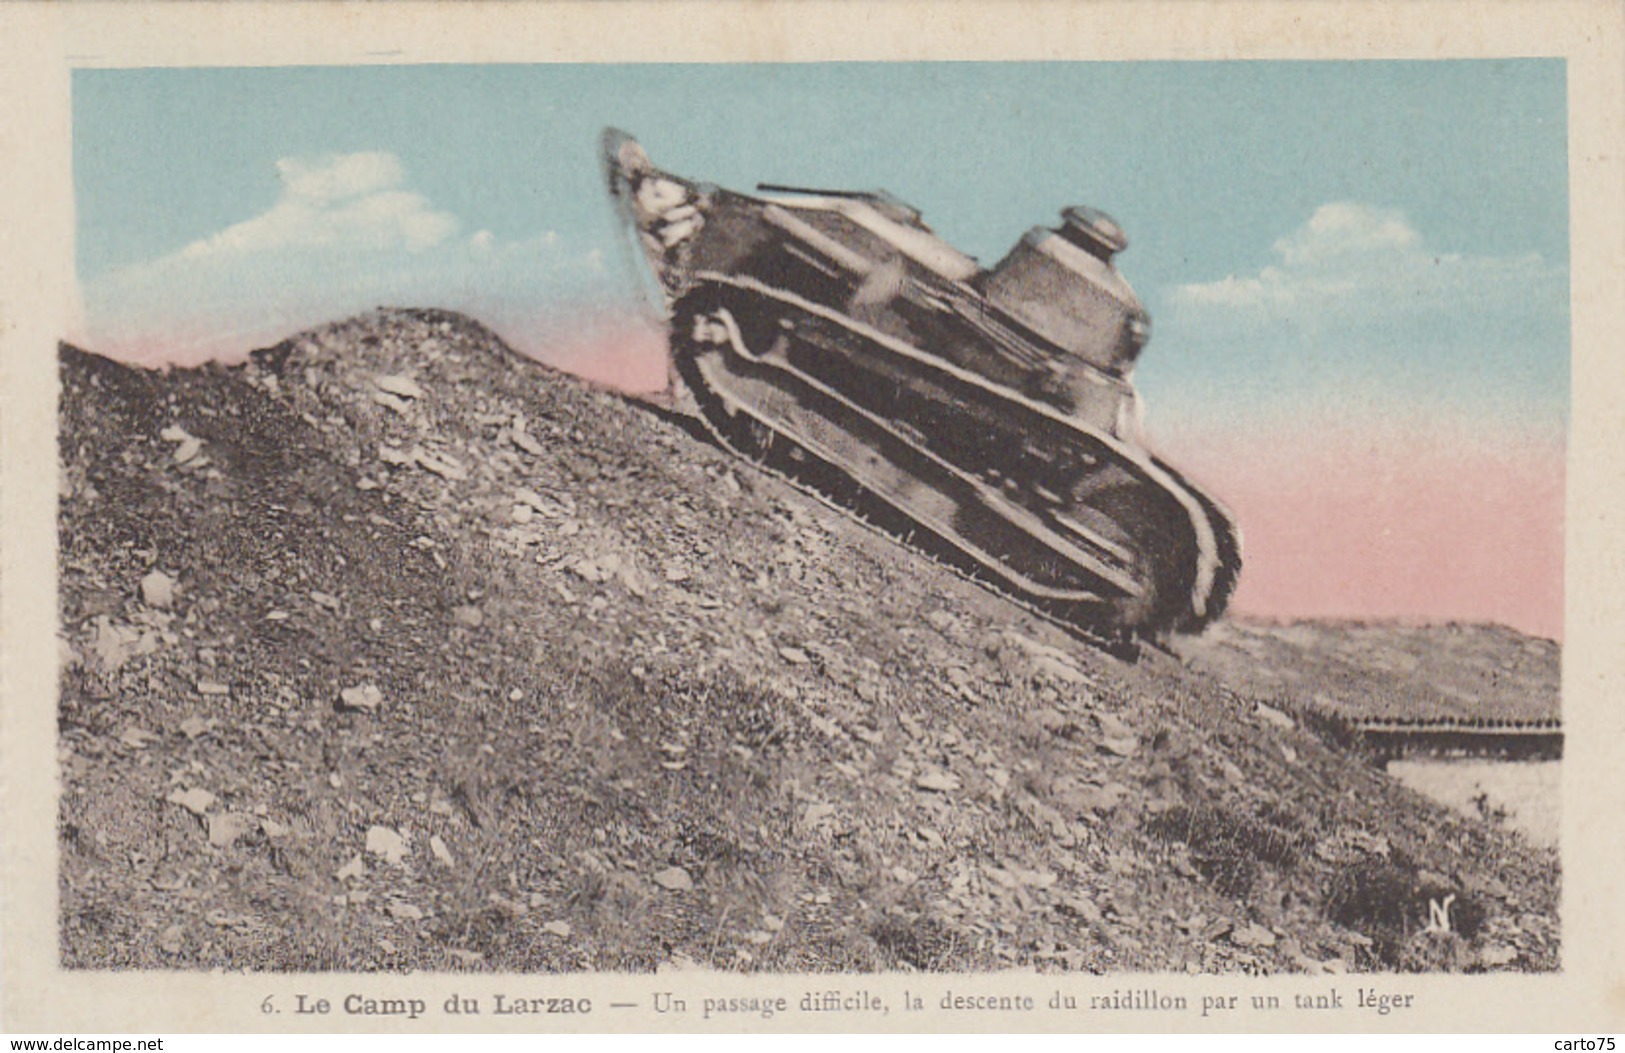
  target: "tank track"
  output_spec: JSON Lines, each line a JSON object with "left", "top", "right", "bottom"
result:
{"left": 1148, "top": 454, "right": 1243, "bottom": 633}
{"left": 645, "top": 362, "right": 1144, "bottom": 660}
{"left": 659, "top": 282, "right": 1247, "bottom": 653}
{"left": 691, "top": 276, "right": 1238, "bottom": 620}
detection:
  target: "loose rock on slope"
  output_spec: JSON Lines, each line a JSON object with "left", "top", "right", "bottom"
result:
{"left": 56, "top": 308, "right": 1558, "bottom": 974}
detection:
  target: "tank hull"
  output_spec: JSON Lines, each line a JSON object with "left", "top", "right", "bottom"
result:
{"left": 604, "top": 130, "right": 1240, "bottom": 639}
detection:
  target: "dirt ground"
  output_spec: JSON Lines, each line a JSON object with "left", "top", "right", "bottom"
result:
{"left": 56, "top": 308, "right": 1559, "bottom": 974}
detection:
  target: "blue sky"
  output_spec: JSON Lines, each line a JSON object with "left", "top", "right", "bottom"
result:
{"left": 74, "top": 60, "right": 1569, "bottom": 431}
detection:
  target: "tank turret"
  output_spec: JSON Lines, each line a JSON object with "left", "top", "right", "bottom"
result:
{"left": 979, "top": 207, "right": 1151, "bottom": 378}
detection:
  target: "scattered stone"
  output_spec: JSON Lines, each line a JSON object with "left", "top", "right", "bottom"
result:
{"left": 119, "top": 727, "right": 159, "bottom": 749}
{"left": 543, "top": 920, "right": 573, "bottom": 938}
{"left": 1065, "top": 894, "right": 1103, "bottom": 924}
{"left": 430, "top": 834, "right": 455, "bottom": 867}
{"left": 1097, "top": 713, "right": 1133, "bottom": 738}
{"left": 159, "top": 924, "right": 184, "bottom": 954}
{"left": 1028, "top": 708, "right": 1069, "bottom": 734}
{"left": 374, "top": 374, "right": 426, "bottom": 400}
{"left": 984, "top": 866, "right": 1021, "bottom": 889}
{"left": 616, "top": 561, "right": 649, "bottom": 598}
{"left": 415, "top": 448, "right": 468, "bottom": 480}
{"left": 509, "top": 420, "right": 546, "bottom": 456}
{"left": 161, "top": 425, "right": 203, "bottom": 465}
{"left": 365, "top": 825, "right": 409, "bottom": 865}
{"left": 372, "top": 391, "right": 412, "bottom": 415}
{"left": 1012, "top": 866, "right": 1058, "bottom": 888}
{"left": 336, "top": 855, "right": 366, "bottom": 881}
{"left": 1478, "top": 943, "right": 1519, "bottom": 968}
{"left": 310, "top": 591, "right": 342, "bottom": 611}
{"left": 1092, "top": 786, "right": 1131, "bottom": 809}
{"left": 514, "top": 487, "right": 549, "bottom": 511}
{"left": 570, "top": 557, "right": 609, "bottom": 583}
{"left": 779, "top": 646, "right": 809, "bottom": 665}
{"left": 913, "top": 768, "right": 960, "bottom": 793}
{"left": 452, "top": 605, "right": 484, "bottom": 628}
{"left": 999, "top": 631, "right": 1087, "bottom": 684}
{"left": 259, "top": 818, "right": 290, "bottom": 839}
{"left": 178, "top": 716, "right": 216, "bottom": 739}
{"left": 140, "top": 570, "right": 176, "bottom": 609}
{"left": 90, "top": 618, "right": 157, "bottom": 671}
{"left": 1100, "top": 734, "right": 1138, "bottom": 758}
{"left": 1255, "top": 702, "right": 1295, "bottom": 731}
{"left": 387, "top": 901, "right": 425, "bottom": 921}
{"left": 195, "top": 680, "right": 230, "bottom": 697}
{"left": 652, "top": 866, "right": 694, "bottom": 892}
{"left": 1230, "top": 923, "right": 1278, "bottom": 948}
{"left": 339, "top": 684, "right": 384, "bottom": 712}
{"left": 165, "top": 787, "right": 216, "bottom": 816}
{"left": 173, "top": 437, "right": 203, "bottom": 465}
{"left": 208, "top": 812, "right": 255, "bottom": 848}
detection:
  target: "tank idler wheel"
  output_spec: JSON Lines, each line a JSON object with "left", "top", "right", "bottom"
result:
{"left": 1065, "top": 480, "right": 1191, "bottom": 637}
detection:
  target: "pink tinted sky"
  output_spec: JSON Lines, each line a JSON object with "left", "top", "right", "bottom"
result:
{"left": 1155, "top": 416, "right": 1565, "bottom": 641}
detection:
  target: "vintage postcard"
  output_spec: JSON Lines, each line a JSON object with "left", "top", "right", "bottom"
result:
{"left": 2, "top": 0, "right": 1622, "bottom": 1035}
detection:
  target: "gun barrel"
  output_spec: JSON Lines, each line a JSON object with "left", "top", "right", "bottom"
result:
{"left": 756, "top": 183, "right": 878, "bottom": 200}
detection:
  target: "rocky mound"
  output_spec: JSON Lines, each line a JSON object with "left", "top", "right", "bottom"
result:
{"left": 57, "top": 308, "right": 1557, "bottom": 974}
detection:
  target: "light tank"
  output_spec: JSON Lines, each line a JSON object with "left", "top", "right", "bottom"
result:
{"left": 603, "top": 129, "right": 1241, "bottom": 642}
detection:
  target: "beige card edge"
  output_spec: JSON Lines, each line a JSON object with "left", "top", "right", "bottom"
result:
{"left": 3, "top": 0, "right": 1623, "bottom": 1034}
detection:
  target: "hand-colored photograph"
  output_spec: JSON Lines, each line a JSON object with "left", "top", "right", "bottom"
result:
{"left": 59, "top": 60, "right": 1565, "bottom": 976}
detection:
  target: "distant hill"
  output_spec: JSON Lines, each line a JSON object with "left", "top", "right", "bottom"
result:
{"left": 56, "top": 308, "right": 1557, "bottom": 974}
{"left": 1173, "top": 619, "right": 1560, "bottom": 726}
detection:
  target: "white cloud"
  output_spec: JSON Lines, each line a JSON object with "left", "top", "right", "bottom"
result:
{"left": 1170, "top": 202, "right": 1559, "bottom": 320}
{"left": 80, "top": 152, "right": 598, "bottom": 365}
{"left": 1141, "top": 201, "right": 1568, "bottom": 433}
{"left": 177, "top": 151, "right": 459, "bottom": 258}
{"left": 1272, "top": 201, "right": 1419, "bottom": 267}
{"left": 279, "top": 152, "right": 402, "bottom": 202}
